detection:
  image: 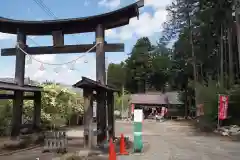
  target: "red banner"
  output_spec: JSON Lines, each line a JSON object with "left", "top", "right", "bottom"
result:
{"left": 131, "top": 104, "right": 134, "bottom": 114}
{"left": 218, "top": 95, "right": 229, "bottom": 120}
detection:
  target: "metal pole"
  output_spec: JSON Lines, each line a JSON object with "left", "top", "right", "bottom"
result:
{"left": 187, "top": 8, "right": 198, "bottom": 116}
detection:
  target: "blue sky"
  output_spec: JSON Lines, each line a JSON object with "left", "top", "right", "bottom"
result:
{"left": 0, "top": 0, "right": 171, "bottom": 84}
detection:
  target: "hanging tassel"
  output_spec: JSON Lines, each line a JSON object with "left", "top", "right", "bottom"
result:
{"left": 54, "top": 67, "right": 59, "bottom": 73}
{"left": 39, "top": 64, "right": 45, "bottom": 71}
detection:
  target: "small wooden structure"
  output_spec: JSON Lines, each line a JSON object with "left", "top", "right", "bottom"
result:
{"left": 73, "top": 77, "right": 118, "bottom": 148}
{"left": 0, "top": 81, "right": 42, "bottom": 137}
{"left": 130, "top": 92, "right": 186, "bottom": 118}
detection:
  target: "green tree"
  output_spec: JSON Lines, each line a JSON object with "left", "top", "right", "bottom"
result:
{"left": 107, "top": 62, "right": 126, "bottom": 90}
{"left": 124, "top": 37, "right": 154, "bottom": 93}
{"left": 24, "top": 83, "right": 83, "bottom": 127}
{"left": 161, "top": 0, "right": 240, "bottom": 121}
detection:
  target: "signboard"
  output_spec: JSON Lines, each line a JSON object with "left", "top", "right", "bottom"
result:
{"left": 218, "top": 95, "right": 229, "bottom": 120}
{"left": 134, "top": 109, "right": 143, "bottom": 122}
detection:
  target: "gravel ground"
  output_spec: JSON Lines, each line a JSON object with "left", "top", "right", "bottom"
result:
{"left": 117, "top": 120, "right": 240, "bottom": 160}
{"left": 2, "top": 120, "right": 240, "bottom": 160}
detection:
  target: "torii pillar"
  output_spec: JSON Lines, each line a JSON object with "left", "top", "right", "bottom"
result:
{"left": 95, "top": 24, "right": 107, "bottom": 143}
{"left": 11, "top": 31, "right": 26, "bottom": 137}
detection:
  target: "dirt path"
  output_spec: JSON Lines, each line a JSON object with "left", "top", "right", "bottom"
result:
{"left": 2, "top": 120, "right": 240, "bottom": 160}
{"left": 117, "top": 120, "right": 240, "bottom": 160}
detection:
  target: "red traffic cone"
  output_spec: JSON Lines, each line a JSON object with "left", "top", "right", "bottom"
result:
{"left": 109, "top": 138, "right": 116, "bottom": 160}
{"left": 119, "top": 133, "right": 129, "bottom": 155}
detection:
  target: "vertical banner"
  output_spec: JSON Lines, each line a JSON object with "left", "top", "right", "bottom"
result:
{"left": 218, "top": 95, "right": 229, "bottom": 120}
{"left": 131, "top": 104, "right": 134, "bottom": 114}
{"left": 161, "top": 107, "right": 166, "bottom": 117}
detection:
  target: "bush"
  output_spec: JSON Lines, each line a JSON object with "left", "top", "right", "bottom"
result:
{"left": 187, "top": 80, "right": 240, "bottom": 130}
{"left": 226, "top": 85, "right": 240, "bottom": 125}
{"left": 0, "top": 83, "right": 84, "bottom": 135}
{"left": 0, "top": 99, "right": 12, "bottom": 136}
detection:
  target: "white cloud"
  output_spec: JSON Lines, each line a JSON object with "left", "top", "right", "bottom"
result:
{"left": 141, "top": 0, "right": 170, "bottom": 9}
{"left": 103, "top": 0, "right": 172, "bottom": 40}
{"left": 25, "top": 55, "right": 56, "bottom": 80}
{"left": 0, "top": 33, "right": 16, "bottom": 40}
{"left": 0, "top": 32, "right": 36, "bottom": 41}
{"left": 99, "top": 0, "right": 168, "bottom": 10}
{"left": 98, "top": 0, "right": 121, "bottom": 9}
{"left": 106, "top": 8, "right": 168, "bottom": 40}
{"left": 105, "top": 29, "right": 118, "bottom": 38}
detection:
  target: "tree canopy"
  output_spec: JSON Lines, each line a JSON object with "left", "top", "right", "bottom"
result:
{"left": 107, "top": 0, "right": 240, "bottom": 123}
{"left": 107, "top": 37, "right": 173, "bottom": 93}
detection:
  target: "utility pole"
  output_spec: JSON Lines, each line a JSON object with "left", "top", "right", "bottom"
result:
{"left": 234, "top": 0, "right": 240, "bottom": 69}
{"left": 228, "top": 26, "right": 234, "bottom": 86}
{"left": 187, "top": 6, "right": 198, "bottom": 116}
{"left": 220, "top": 24, "right": 224, "bottom": 86}
{"left": 121, "top": 85, "right": 124, "bottom": 120}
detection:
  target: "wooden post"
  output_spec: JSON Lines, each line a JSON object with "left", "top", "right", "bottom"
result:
{"left": 33, "top": 91, "right": 41, "bottom": 130}
{"left": 96, "top": 90, "right": 107, "bottom": 144}
{"left": 15, "top": 31, "right": 26, "bottom": 86}
{"left": 107, "top": 91, "right": 115, "bottom": 138}
{"left": 52, "top": 30, "right": 64, "bottom": 47}
{"left": 11, "top": 91, "right": 23, "bottom": 137}
{"left": 83, "top": 88, "right": 93, "bottom": 148}
{"left": 11, "top": 31, "right": 26, "bottom": 137}
{"left": 95, "top": 24, "right": 107, "bottom": 144}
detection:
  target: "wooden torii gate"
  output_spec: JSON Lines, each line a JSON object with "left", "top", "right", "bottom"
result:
{"left": 0, "top": 0, "right": 144, "bottom": 139}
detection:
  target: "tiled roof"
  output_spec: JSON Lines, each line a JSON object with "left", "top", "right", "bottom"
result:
{"left": 130, "top": 93, "right": 169, "bottom": 105}
{"left": 130, "top": 91, "right": 183, "bottom": 105}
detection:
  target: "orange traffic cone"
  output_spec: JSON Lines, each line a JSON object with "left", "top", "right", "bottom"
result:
{"left": 109, "top": 138, "right": 116, "bottom": 160}
{"left": 119, "top": 133, "right": 129, "bottom": 155}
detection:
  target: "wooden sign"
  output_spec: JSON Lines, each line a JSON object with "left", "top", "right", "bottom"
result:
{"left": 134, "top": 109, "right": 143, "bottom": 122}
